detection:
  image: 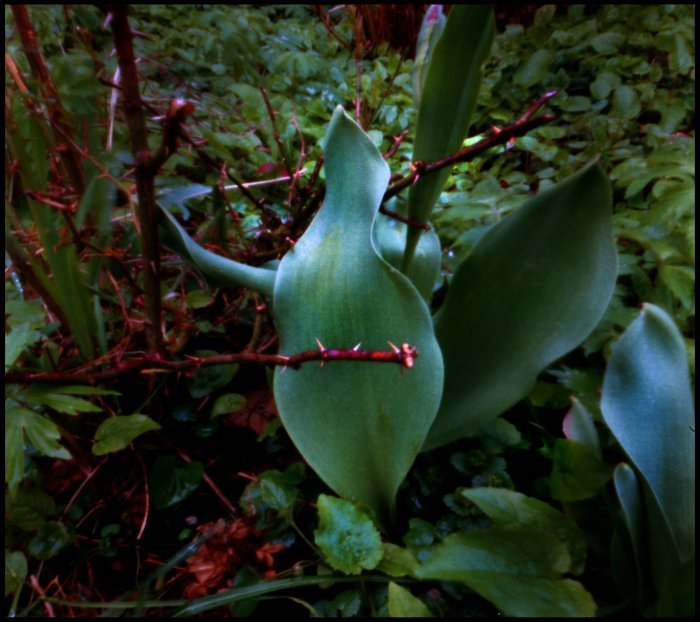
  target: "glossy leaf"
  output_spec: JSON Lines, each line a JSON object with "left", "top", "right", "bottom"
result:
{"left": 601, "top": 304, "right": 695, "bottom": 580}
{"left": 313, "top": 495, "right": 383, "bottom": 575}
{"left": 92, "top": 414, "right": 161, "bottom": 456}
{"left": 404, "top": 5, "right": 495, "bottom": 269}
{"left": 28, "top": 521, "right": 73, "bottom": 560}
{"left": 426, "top": 163, "right": 617, "bottom": 449}
{"left": 461, "top": 487, "right": 588, "bottom": 575}
{"left": 272, "top": 107, "right": 443, "bottom": 527}
{"left": 416, "top": 527, "right": 596, "bottom": 617}
{"left": 158, "top": 204, "right": 276, "bottom": 298}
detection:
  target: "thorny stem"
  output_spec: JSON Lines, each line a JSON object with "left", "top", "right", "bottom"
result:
{"left": 5, "top": 343, "right": 418, "bottom": 385}
{"left": 103, "top": 5, "right": 163, "bottom": 353}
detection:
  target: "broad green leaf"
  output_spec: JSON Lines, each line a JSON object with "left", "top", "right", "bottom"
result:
{"left": 404, "top": 5, "right": 495, "bottom": 269}
{"left": 461, "top": 487, "right": 588, "bottom": 575}
{"left": 388, "top": 582, "right": 432, "bottom": 617}
{"left": 241, "top": 468, "right": 300, "bottom": 519}
{"left": 5, "top": 550, "right": 27, "bottom": 597}
{"left": 426, "top": 163, "right": 617, "bottom": 449}
{"left": 411, "top": 5, "right": 446, "bottom": 107}
{"left": 601, "top": 304, "right": 695, "bottom": 582}
{"left": 313, "top": 495, "right": 383, "bottom": 575}
{"left": 272, "top": 107, "right": 443, "bottom": 527}
{"left": 92, "top": 414, "right": 161, "bottom": 455}
{"left": 416, "top": 527, "right": 596, "bottom": 617}
{"left": 158, "top": 204, "right": 276, "bottom": 298}
{"left": 373, "top": 209, "right": 441, "bottom": 301}
{"left": 148, "top": 456, "right": 204, "bottom": 510}
{"left": 549, "top": 439, "right": 612, "bottom": 502}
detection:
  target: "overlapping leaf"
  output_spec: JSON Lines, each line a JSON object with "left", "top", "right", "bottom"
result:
{"left": 426, "top": 163, "right": 617, "bottom": 449}
{"left": 404, "top": 5, "right": 495, "bottom": 269}
{"left": 272, "top": 107, "right": 443, "bottom": 527}
{"left": 601, "top": 304, "right": 695, "bottom": 588}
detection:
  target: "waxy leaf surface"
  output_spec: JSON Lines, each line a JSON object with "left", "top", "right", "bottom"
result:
{"left": 404, "top": 5, "right": 495, "bottom": 268}
{"left": 273, "top": 107, "right": 443, "bottom": 527}
{"left": 426, "top": 163, "right": 617, "bottom": 449}
{"left": 601, "top": 304, "right": 695, "bottom": 582}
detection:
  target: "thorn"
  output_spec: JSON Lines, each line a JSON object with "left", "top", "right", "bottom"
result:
{"left": 319, "top": 361, "right": 325, "bottom": 368}
{"left": 352, "top": 342, "right": 362, "bottom": 351}
{"left": 387, "top": 341, "right": 400, "bottom": 354}
{"left": 314, "top": 337, "right": 325, "bottom": 352}
{"left": 491, "top": 124, "right": 502, "bottom": 134}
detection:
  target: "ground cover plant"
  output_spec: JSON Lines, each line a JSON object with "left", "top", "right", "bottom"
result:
{"left": 5, "top": 4, "right": 695, "bottom": 617}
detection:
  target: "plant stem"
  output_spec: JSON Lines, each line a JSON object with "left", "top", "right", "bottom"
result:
{"left": 103, "top": 5, "right": 163, "bottom": 353}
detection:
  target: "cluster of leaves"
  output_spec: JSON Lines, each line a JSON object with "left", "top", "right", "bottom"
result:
{"left": 4, "top": 4, "right": 694, "bottom": 618}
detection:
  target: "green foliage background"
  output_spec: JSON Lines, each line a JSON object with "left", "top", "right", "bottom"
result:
{"left": 5, "top": 4, "right": 694, "bottom": 617}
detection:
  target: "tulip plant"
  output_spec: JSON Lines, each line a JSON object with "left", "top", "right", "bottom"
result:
{"left": 159, "top": 5, "right": 618, "bottom": 529}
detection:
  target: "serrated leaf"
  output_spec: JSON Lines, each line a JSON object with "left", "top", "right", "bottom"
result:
{"left": 272, "top": 107, "right": 443, "bottom": 527}
{"left": 314, "top": 495, "right": 383, "bottom": 575}
{"left": 601, "top": 304, "right": 695, "bottom": 586}
{"left": 427, "top": 163, "right": 617, "bottom": 449}
{"left": 388, "top": 582, "right": 432, "bottom": 617}
{"left": 148, "top": 456, "right": 204, "bottom": 510}
{"left": 92, "top": 414, "right": 161, "bottom": 455}
{"left": 5, "top": 407, "right": 71, "bottom": 495}
{"left": 6, "top": 488, "right": 56, "bottom": 531}
{"left": 416, "top": 527, "right": 596, "bottom": 617}
{"left": 405, "top": 5, "right": 495, "bottom": 268}
{"left": 241, "top": 469, "right": 299, "bottom": 518}
{"left": 5, "top": 323, "right": 42, "bottom": 370}
{"left": 460, "top": 487, "right": 588, "bottom": 576}
{"left": 27, "top": 385, "right": 104, "bottom": 415}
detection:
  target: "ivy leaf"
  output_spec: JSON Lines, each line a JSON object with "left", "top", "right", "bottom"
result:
{"left": 313, "top": 495, "right": 383, "bottom": 575}
{"left": 187, "top": 351, "right": 238, "bottom": 398}
{"left": 92, "top": 414, "right": 161, "bottom": 456}
{"left": 148, "top": 456, "right": 204, "bottom": 510}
